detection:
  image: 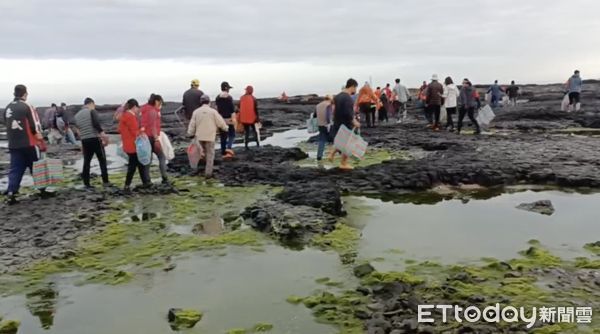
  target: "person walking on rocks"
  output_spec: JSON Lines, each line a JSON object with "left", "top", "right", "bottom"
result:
{"left": 327, "top": 78, "right": 360, "bottom": 170}
{"left": 73, "top": 97, "right": 111, "bottom": 190}
{"left": 565, "top": 70, "right": 583, "bottom": 112}
{"left": 425, "top": 74, "right": 444, "bottom": 131}
{"left": 187, "top": 95, "right": 228, "bottom": 178}
{"left": 140, "top": 94, "right": 169, "bottom": 184}
{"left": 442, "top": 77, "right": 460, "bottom": 132}
{"left": 357, "top": 82, "right": 378, "bottom": 128}
{"left": 118, "top": 98, "right": 152, "bottom": 192}
{"left": 315, "top": 95, "right": 333, "bottom": 161}
{"left": 393, "top": 78, "right": 410, "bottom": 123}
{"left": 487, "top": 80, "right": 503, "bottom": 108}
{"left": 215, "top": 81, "right": 236, "bottom": 159}
{"left": 239, "top": 85, "right": 260, "bottom": 149}
{"left": 2, "top": 85, "right": 43, "bottom": 205}
{"left": 182, "top": 79, "right": 204, "bottom": 121}
{"left": 457, "top": 79, "right": 481, "bottom": 135}
{"left": 506, "top": 80, "right": 520, "bottom": 107}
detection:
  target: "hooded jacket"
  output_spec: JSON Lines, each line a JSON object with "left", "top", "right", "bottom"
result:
{"left": 3, "top": 98, "right": 39, "bottom": 150}
{"left": 567, "top": 74, "right": 583, "bottom": 93}
{"left": 443, "top": 84, "right": 460, "bottom": 108}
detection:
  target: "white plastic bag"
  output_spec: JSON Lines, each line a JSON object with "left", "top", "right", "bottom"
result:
{"left": 561, "top": 94, "right": 570, "bottom": 112}
{"left": 439, "top": 106, "right": 447, "bottom": 124}
{"left": 159, "top": 131, "right": 175, "bottom": 160}
{"left": 476, "top": 105, "right": 496, "bottom": 126}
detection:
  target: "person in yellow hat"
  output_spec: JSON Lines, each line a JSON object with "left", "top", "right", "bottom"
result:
{"left": 182, "top": 79, "right": 204, "bottom": 121}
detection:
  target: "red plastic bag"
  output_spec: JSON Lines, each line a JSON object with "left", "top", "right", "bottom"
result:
{"left": 187, "top": 141, "right": 204, "bottom": 169}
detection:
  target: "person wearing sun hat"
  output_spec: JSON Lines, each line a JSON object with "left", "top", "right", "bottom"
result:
{"left": 182, "top": 78, "right": 204, "bottom": 121}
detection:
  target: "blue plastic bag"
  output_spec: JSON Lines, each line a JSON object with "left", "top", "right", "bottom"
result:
{"left": 136, "top": 134, "right": 152, "bottom": 166}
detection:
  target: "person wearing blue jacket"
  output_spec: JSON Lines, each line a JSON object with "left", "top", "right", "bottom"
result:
{"left": 565, "top": 70, "right": 583, "bottom": 111}
{"left": 487, "top": 80, "right": 503, "bottom": 108}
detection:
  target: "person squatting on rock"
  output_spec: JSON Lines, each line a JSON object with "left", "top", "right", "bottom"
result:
{"left": 182, "top": 79, "right": 204, "bottom": 121}
{"left": 357, "top": 82, "right": 378, "bottom": 128}
{"left": 187, "top": 95, "right": 228, "bottom": 178}
{"left": 393, "top": 78, "right": 410, "bottom": 123}
{"left": 457, "top": 79, "right": 481, "bottom": 135}
{"left": 506, "top": 80, "right": 520, "bottom": 107}
{"left": 442, "top": 76, "right": 460, "bottom": 132}
{"left": 140, "top": 94, "right": 170, "bottom": 184}
{"left": 315, "top": 95, "right": 334, "bottom": 161}
{"left": 2, "top": 85, "right": 43, "bottom": 205}
{"left": 118, "top": 98, "right": 152, "bottom": 191}
{"left": 239, "top": 85, "right": 260, "bottom": 149}
{"left": 487, "top": 80, "right": 503, "bottom": 108}
{"left": 215, "top": 81, "right": 236, "bottom": 159}
{"left": 73, "top": 97, "right": 111, "bottom": 190}
{"left": 425, "top": 74, "right": 444, "bottom": 131}
{"left": 328, "top": 78, "right": 360, "bottom": 170}
{"left": 565, "top": 70, "right": 583, "bottom": 112}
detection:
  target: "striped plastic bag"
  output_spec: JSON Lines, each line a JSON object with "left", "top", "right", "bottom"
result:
{"left": 32, "top": 159, "right": 64, "bottom": 189}
{"left": 333, "top": 125, "right": 368, "bottom": 160}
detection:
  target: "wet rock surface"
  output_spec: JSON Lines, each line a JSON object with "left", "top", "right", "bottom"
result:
{"left": 516, "top": 200, "right": 555, "bottom": 216}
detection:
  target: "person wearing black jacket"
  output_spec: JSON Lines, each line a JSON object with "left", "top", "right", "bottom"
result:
{"left": 182, "top": 79, "right": 204, "bottom": 121}
{"left": 2, "top": 85, "right": 42, "bottom": 204}
{"left": 215, "top": 81, "right": 236, "bottom": 158}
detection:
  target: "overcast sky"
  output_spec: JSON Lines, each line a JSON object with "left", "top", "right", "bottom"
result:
{"left": 1, "top": 0, "right": 599, "bottom": 106}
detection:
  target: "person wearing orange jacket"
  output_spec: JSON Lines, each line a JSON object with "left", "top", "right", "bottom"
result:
{"left": 118, "top": 98, "right": 151, "bottom": 191}
{"left": 356, "top": 82, "right": 378, "bottom": 128}
{"left": 239, "top": 85, "right": 260, "bottom": 149}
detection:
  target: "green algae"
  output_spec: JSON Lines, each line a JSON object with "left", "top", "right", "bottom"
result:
{"left": 286, "top": 295, "right": 304, "bottom": 305}
{"left": 168, "top": 309, "right": 203, "bottom": 330}
{"left": 574, "top": 257, "right": 600, "bottom": 269}
{"left": 227, "top": 329, "right": 248, "bottom": 334}
{"left": 294, "top": 291, "right": 366, "bottom": 334}
{"left": 584, "top": 241, "right": 600, "bottom": 255}
{"left": 0, "top": 320, "right": 20, "bottom": 334}
{"left": 361, "top": 271, "right": 425, "bottom": 286}
{"left": 296, "top": 144, "right": 410, "bottom": 168}
{"left": 252, "top": 322, "right": 274, "bottom": 332}
{"left": 312, "top": 223, "right": 361, "bottom": 264}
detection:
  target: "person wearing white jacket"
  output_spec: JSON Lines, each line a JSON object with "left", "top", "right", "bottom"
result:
{"left": 442, "top": 76, "right": 460, "bottom": 132}
{"left": 187, "top": 95, "right": 228, "bottom": 178}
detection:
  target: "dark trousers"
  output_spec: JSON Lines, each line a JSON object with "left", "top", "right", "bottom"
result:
{"left": 81, "top": 138, "right": 109, "bottom": 187}
{"left": 446, "top": 107, "right": 457, "bottom": 129}
{"left": 378, "top": 107, "right": 388, "bottom": 123}
{"left": 317, "top": 126, "right": 329, "bottom": 160}
{"left": 220, "top": 124, "right": 236, "bottom": 155}
{"left": 359, "top": 103, "right": 375, "bottom": 128}
{"left": 7, "top": 147, "right": 38, "bottom": 194}
{"left": 125, "top": 153, "right": 151, "bottom": 187}
{"left": 491, "top": 95, "right": 499, "bottom": 108}
{"left": 458, "top": 107, "right": 480, "bottom": 133}
{"left": 244, "top": 124, "right": 259, "bottom": 148}
{"left": 428, "top": 105, "right": 441, "bottom": 126}
{"left": 148, "top": 136, "right": 168, "bottom": 181}
{"left": 568, "top": 92, "right": 581, "bottom": 105}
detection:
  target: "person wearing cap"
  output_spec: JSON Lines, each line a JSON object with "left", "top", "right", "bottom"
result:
{"left": 119, "top": 98, "right": 152, "bottom": 191}
{"left": 215, "top": 82, "right": 236, "bottom": 159}
{"left": 239, "top": 85, "right": 260, "bottom": 149}
{"left": 187, "top": 95, "right": 228, "bottom": 178}
{"left": 182, "top": 79, "right": 204, "bottom": 121}
{"left": 140, "top": 94, "right": 169, "bottom": 184}
{"left": 425, "top": 74, "right": 444, "bottom": 131}
{"left": 2, "top": 84, "right": 43, "bottom": 204}
{"left": 74, "top": 97, "right": 111, "bottom": 190}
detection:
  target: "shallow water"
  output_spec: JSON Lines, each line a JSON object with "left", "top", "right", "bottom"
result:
{"left": 346, "top": 190, "right": 600, "bottom": 271}
{"left": 0, "top": 246, "right": 345, "bottom": 334}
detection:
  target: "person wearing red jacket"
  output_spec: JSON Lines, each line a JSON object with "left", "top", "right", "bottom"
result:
{"left": 239, "top": 85, "right": 260, "bottom": 149}
{"left": 118, "top": 98, "right": 151, "bottom": 191}
{"left": 140, "top": 94, "right": 169, "bottom": 184}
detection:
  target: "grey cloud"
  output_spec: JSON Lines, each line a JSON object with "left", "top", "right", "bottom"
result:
{"left": 1, "top": 0, "right": 599, "bottom": 63}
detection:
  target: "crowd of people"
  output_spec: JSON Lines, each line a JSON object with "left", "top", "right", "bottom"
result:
{"left": 1, "top": 70, "right": 585, "bottom": 204}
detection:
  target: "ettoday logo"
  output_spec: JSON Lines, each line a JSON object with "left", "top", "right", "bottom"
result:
{"left": 418, "top": 304, "right": 593, "bottom": 329}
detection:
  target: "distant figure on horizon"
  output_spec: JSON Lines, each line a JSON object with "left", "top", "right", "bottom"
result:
{"left": 425, "top": 74, "right": 444, "bottom": 131}
{"left": 487, "top": 80, "right": 503, "bottom": 108}
{"left": 239, "top": 85, "right": 260, "bottom": 149}
{"left": 506, "top": 80, "right": 520, "bottom": 107}
{"left": 565, "top": 70, "right": 583, "bottom": 112}
{"left": 393, "top": 78, "right": 410, "bottom": 123}
{"left": 279, "top": 91, "right": 289, "bottom": 103}
{"left": 182, "top": 79, "right": 204, "bottom": 121}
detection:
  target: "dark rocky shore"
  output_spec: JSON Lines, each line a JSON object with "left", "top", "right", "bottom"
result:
{"left": 1, "top": 83, "right": 600, "bottom": 333}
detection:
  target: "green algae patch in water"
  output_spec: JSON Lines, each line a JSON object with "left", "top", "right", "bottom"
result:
{"left": 296, "top": 144, "right": 410, "bottom": 168}
{"left": 312, "top": 223, "right": 361, "bottom": 264}
{"left": 584, "top": 241, "right": 600, "bottom": 256}
{"left": 167, "top": 308, "right": 203, "bottom": 330}
{"left": 252, "top": 322, "right": 274, "bottom": 332}
{"left": 361, "top": 271, "right": 425, "bottom": 286}
{"left": 295, "top": 290, "right": 366, "bottom": 334}
{"left": 0, "top": 320, "right": 20, "bottom": 334}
